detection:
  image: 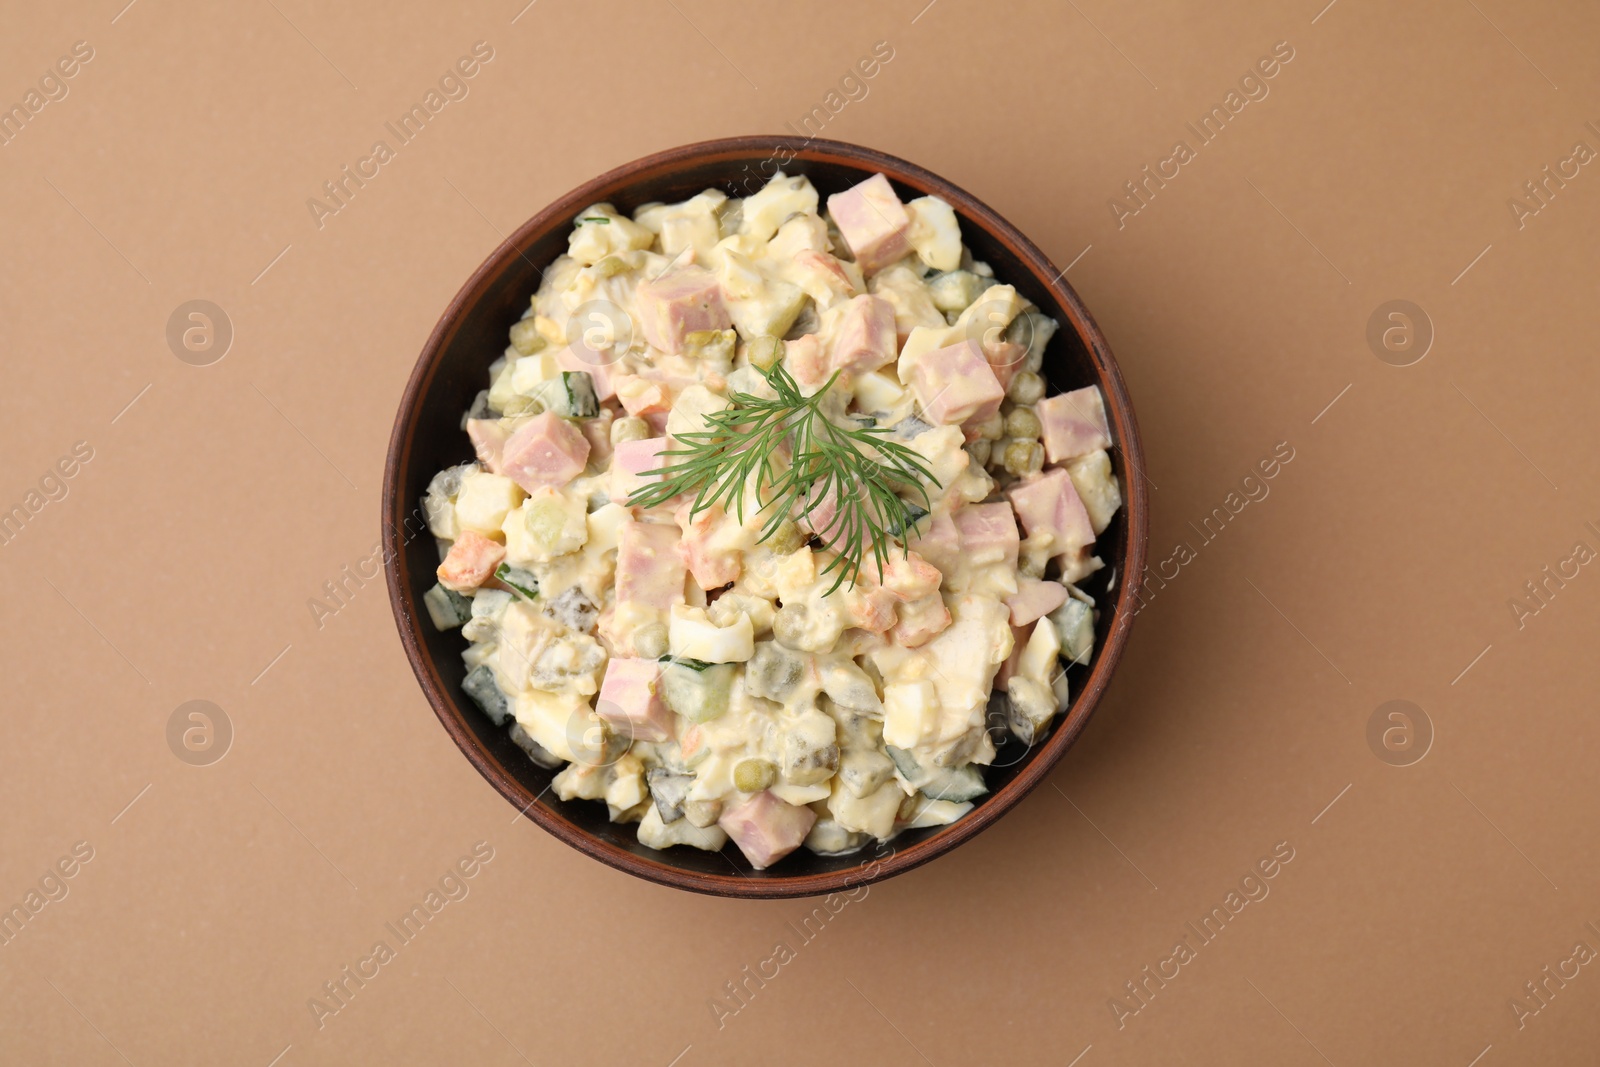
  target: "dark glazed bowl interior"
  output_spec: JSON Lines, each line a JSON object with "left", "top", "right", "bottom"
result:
{"left": 383, "top": 136, "right": 1148, "bottom": 898}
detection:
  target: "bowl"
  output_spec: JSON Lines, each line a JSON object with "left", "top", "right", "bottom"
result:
{"left": 382, "top": 136, "right": 1148, "bottom": 898}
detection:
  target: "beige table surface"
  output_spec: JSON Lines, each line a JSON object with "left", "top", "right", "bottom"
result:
{"left": 4, "top": 0, "right": 1599, "bottom": 1063}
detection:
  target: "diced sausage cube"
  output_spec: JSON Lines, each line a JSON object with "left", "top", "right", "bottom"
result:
{"left": 636, "top": 265, "right": 731, "bottom": 355}
{"left": 826, "top": 173, "right": 912, "bottom": 275}
{"left": 1006, "top": 468, "right": 1095, "bottom": 559}
{"left": 784, "top": 333, "right": 830, "bottom": 392}
{"left": 718, "top": 790, "right": 817, "bottom": 870}
{"left": 908, "top": 339, "right": 1005, "bottom": 426}
{"left": 616, "top": 519, "right": 686, "bottom": 613}
{"left": 1005, "top": 577, "right": 1070, "bottom": 627}
{"left": 675, "top": 507, "right": 745, "bottom": 590}
{"left": 952, "top": 502, "right": 1019, "bottom": 570}
{"left": 828, "top": 294, "right": 897, "bottom": 376}
{"left": 501, "top": 412, "right": 591, "bottom": 491}
{"left": 1037, "top": 386, "right": 1112, "bottom": 464}
{"left": 436, "top": 530, "right": 506, "bottom": 592}
{"left": 982, "top": 340, "right": 1027, "bottom": 392}
{"left": 614, "top": 375, "right": 672, "bottom": 416}
{"left": 611, "top": 437, "right": 668, "bottom": 504}
{"left": 596, "top": 658, "right": 674, "bottom": 743}
{"left": 909, "top": 511, "right": 960, "bottom": 574}
{"left": 466, "top": 418, "right": 511, "bottom": 474}
{"left": 580, "top": 411, "right": 614, "bottom": 468}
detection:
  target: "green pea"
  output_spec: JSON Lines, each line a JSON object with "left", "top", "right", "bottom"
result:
{"left": 1007, "top": 370, "right": 1045, "bottom": 405}
{"left": 733, "top": 758, "right": 777, "bottom": 793}
{"left": 772, "top": 605, "right": 808, "bottom": 650}
{"left": 1003, "top": 440, "right": 1045, "bottom": 477}
{"left": 1005, "top": 407, "right": 1042, "bottom": 441}
{"left": 610, "top": 415, "right": 651, "bottom": 445}
{"left": 973, "top": 411, "right": 1005, "bottom": 441}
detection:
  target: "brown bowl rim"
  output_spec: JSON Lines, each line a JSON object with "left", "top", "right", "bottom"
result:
{"left": 382, "top": 135, "right": 1149, "bottom": 898}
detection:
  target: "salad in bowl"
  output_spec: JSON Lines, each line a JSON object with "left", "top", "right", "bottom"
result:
{"left": 415, "top": 168, "right": 1123, "bottom": 872}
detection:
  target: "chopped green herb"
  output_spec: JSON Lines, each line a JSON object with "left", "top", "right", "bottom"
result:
{"left": 580, "top": 216, "right": 611, "bottom": 224}
{"left": 627, "top": 361, "right": 938, "bottom": 594}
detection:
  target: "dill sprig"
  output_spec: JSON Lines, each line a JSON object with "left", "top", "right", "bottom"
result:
{"left": 627, "top": 361, "right": 939, "bottom": 593}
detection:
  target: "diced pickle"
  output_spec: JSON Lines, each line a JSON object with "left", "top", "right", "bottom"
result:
{"left": 530, "top": 372, "right": 599, "bottom": 418}
{"left": 647, "top": 769, "right": 695, "bottom": 823}
{"left": 1051, "top": 598, "right": 1095, "bottom": 666}
{"left": 661, "top": 662, "right": 734, "bottom": 723}
{"left": 922, "top": 764, "right": 987, "bottom": 803}
{"left": 463, "top": 589, "right": 512, "bottom": 641}
{"left": 782, "top": 297, "right": 819, "bottom": 340}
{"left": 839, "top": 749, "right": 895, "bottom": 799}
{"left": 462, "top": 665, "right": 510, "bottom": 726}
{"left": 891, "top": 412, "right": 934, "bottom": 441}
{"left": 592, "top": 254, "right": 631, "bottom": 278}
{"left": 886, "top": 745, "right": 988, "bottom": 802}
{"left": 542, "top": 586, "right": 598, "bottom": 633}
{"left": 523, "top": 498, "right": 575, "bottom": 557}
{"left": 423, "top": 584, "right": 472, "bottom": 630}
{"left": 762, "top": 520, "right": 804, "bottom": 556}
{"left": 746, "top": 642, "right": 806, "bottom": 702}
{"left": 500, "top": 394, "right": 543, "bottom": 417}
{"left": 1004, "top": 676, "right": 1060, "bottom": 747}
{"left": 683, "top": 798, "right": 722, "bottom": 828}
{"left": 927, "top": 270, "right": 989, "bottom": 314}
{"left": 782, "top": 737, "right": 838, "bottom": 787}
{"left": 683, "top": 328, "right": 736, "bottom": 364}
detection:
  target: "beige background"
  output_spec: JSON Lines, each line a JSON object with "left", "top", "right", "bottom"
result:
{"left": 3, "top": 0, "right": 1598, "bottom": 1063}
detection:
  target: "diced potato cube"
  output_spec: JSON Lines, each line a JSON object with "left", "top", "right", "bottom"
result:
{"left": 453, "top": 469, "right": 524, "bottom": 536}
{"left": 567, "top": 203, "right": 654, "bottom": 265}
{"left": 740, "top": 173, "right": 819, "bottom": 242}
{"left": 905, "top": 196, "right": 962, "bottom": 271}
{"left": 827, "top": 779, "right": 901, "bottom": 840}
{"left": 1065, "top": 450, "right": 1123, "bottom": 535}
